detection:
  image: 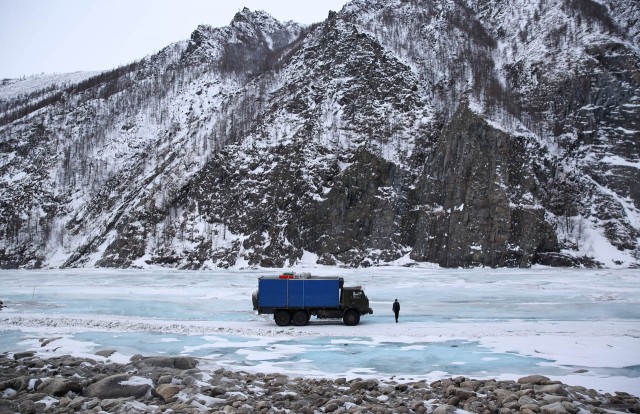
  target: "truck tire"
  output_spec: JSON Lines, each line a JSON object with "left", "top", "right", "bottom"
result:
{"left": 274, "top": 310, "right": 291, "bottom": 326}
{"left": 343, "top": 309, "right": 360, "bottom": 326}
{"left": 293, "top": 310, "right": 309, "bottom": 326}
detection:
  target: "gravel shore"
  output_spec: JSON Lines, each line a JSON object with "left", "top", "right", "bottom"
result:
{"left": 1, "top": 350, "right": 638, "bottom": 414}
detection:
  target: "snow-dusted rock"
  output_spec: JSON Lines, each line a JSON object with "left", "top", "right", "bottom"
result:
{"left": 1, "top": 1, "right": 638, "bottom": 270}
{"left": 83, "top": 373, "right": 152, "bottom": 399}
{"left": 0, "top": 353, "right": 639, "bottom": 414}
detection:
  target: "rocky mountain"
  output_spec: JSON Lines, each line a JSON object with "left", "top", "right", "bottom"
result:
{"left": 1, "top": 1, "right": 638, "bottom": 270}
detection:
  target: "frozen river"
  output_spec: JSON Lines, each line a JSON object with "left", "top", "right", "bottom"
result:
{"left": 0, "top": 267, "right": 639, "bottom": 396}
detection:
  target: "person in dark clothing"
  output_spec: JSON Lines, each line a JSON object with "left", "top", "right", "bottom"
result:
{"left": 392, "top": 299, "right": 400, "bottom": 323}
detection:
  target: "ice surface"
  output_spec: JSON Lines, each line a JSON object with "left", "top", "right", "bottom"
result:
{"left": 0, "top": 267, "right": 638, "bottom": 396}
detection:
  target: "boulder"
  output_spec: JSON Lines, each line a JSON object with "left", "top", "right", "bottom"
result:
{"left": 432, "top": 404, "right": 457, "bottom": 414}
{"left": 493, "top": 388, "right": 517, "bottom": 405}
{"left": 22, "top": 393, "right": 47, "bottom": 404}
{"left": 324, "top": 401, "right": 340, "bottom": 412}
{"left": 538, "top": 384, "right": 569, "bottom": 397}
{"left": 210, "top": 386, "right": 227, "bottom": 397}
{"left": 137, "top": 356, "right": 197, "bottom": 370}
{"left": 519, "top": 395, "right": 539, "bottom": 405}
{"left": 271, "top": 375, "right": 289, "bottom": 386}
{"left": 541, "top": 401, "right": 569, "bottom": 414}
{"left": 456, "top": 387, "right": 476, "bottom": 400}
{"left": 519, "top": 375, "right": 551, "bottom": 385}
{"left": 561, "top": 401, "right": 579, "bottom": 414}
{"left": 521, "top": 403, "right": 541, "bottom": 413}
{"left": 0, "top": 377, "right": 30, "bottom": 392}
{"left": 13, "top": 352, "right": 35, "bottom": 360}
{"left": 100, "top": 398, "right": 129, "bottom": 411}
{"left": 18, "top": 400, "right": 42, "bottom": 414}
{"left": 349, "top": 379, "right": 377, "bottom": 391}
{"left": 155, "top": 383, "right": 183, "bottom": 402}
{"left": 37, "top": 378, "right": 82, "bottom": 396}
{"left": 0, "top": 398, "right": 18, "bottom": 412}
{"left": 64, "top": 396, "right": 87, "bottom": 411}
{"left": 460, "top": 380, "right": 481, "bottom": 391}
{"left": 83, "top": 374, "right": 152, "bottom": 399}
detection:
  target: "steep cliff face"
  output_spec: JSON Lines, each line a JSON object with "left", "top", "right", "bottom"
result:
{"left": 0, "top": 0, "right": 638, "bottom": 269}
{"left": 410, "top": 100, "right": 558, "bottom": 268}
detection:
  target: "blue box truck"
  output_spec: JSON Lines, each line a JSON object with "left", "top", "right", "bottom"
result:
{"left": 252, "top": 272, "right": 373, "bottom": 326}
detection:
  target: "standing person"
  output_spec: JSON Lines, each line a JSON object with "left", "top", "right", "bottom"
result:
{"left": 392, "top": 299, "right": 400, "bottom": 323}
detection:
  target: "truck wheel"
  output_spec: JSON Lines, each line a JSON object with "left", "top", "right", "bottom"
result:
{"left": 343, "top": 309, "right": 360, "bottom": 326}
{"left": 293, "top": 310, "right": 309, "bottom": 326}
{"left": 274, "top": 310, "right": 291, "bottom": 326}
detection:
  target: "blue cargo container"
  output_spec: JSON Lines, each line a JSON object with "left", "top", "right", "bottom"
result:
{"left": 258, "top": 277, "right": 341, "bottom": 309}
{"left": 252, "top": 273, "right": 373, "bottom": 327}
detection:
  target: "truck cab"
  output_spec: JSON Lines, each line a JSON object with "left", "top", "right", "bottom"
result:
{"left": 340, "top": 287, "right": 372, "bottom": 325}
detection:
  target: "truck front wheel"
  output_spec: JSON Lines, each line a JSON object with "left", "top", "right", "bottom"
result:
{"left": 293, "top": 310, "right": 309, "bottom": 326}
{"left": 343, "top": 309, "right": 360, "bottom": 326}
{"left": 274, "top": 310, "right": 291, "bottom": 326}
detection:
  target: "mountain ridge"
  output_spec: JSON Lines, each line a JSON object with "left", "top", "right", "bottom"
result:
{"left": 1, "top": 0, "right": 638, "bottom": 269}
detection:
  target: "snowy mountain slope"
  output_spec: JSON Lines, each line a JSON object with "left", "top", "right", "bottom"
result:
{"left": 342, "top": 0, "right": 640, "bottom": 266}
{"left": 0, "top": 1, "right": 638, "bottom": 269}
{"left": 0, "top": 72, "right": 100, "bottom": 103}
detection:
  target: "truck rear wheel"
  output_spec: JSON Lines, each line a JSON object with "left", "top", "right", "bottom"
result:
{"left": 274, "top": 310, "right": 291, "bottom": 326}
{"left": 343, "top": 309, "right": 360, "bottom": 326}
{"left": 293, "top": 310, "right": 309, "bottom": 326}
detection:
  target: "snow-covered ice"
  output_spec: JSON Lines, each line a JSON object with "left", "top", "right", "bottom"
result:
{"left": 0, "top": 267, "right": 638, "bottom": 396}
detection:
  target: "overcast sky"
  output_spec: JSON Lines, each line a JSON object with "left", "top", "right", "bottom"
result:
{"left": 0, "top": 0, "right": 349, "bottom": 79}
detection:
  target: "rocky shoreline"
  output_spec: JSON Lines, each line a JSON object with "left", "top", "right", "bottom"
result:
{"left": 0, "top": 351, "right": 638, "bottom": 414}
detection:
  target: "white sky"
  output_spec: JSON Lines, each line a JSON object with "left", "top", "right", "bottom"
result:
{"left": 0, "top": 0, "right": 348, "bottom": 79}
